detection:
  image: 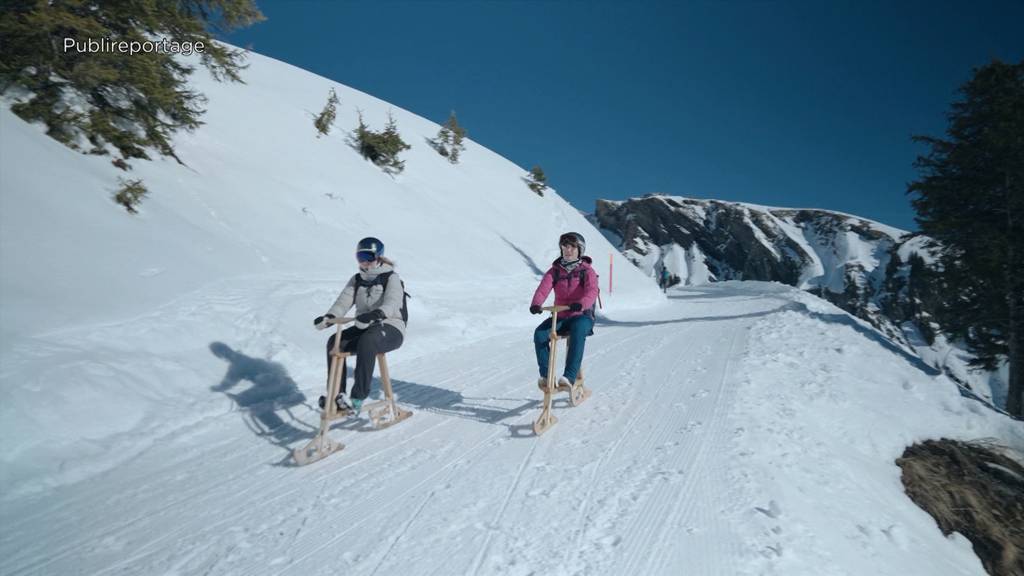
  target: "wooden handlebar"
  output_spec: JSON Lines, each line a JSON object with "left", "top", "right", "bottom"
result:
{"left": 326, "top": 317, "right": 356, "bottom": 354}
{"left": 543, "top": 305, "right": 570, "bottom": 336}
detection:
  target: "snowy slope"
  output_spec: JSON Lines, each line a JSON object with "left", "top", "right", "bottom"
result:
{"left": 0, "top": 47, "right": 660, "bottom": 495}
{"left": 0, "top": 54, "right": 660, "bottom": 344}
{"left": 2, "top": 45, "right": 1023, "bottom": 576}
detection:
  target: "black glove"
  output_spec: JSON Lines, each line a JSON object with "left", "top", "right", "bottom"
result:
{"left": 314, "top": 313, "right": 336, "bottom": 329}
{"left": 530, "top": 305, "right": 542, "bottom": 315}
{"left": 568, "top": 302, "right": 583, "bottom": 312}
{"left": 356, "top": 309, "right": 385, "bottom": 324}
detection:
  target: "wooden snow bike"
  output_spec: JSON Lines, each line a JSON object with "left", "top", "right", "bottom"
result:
{"left": 293, "top": 318, "right": 413, "bottom": 466}
{"left": 533, "top": 305, "right": 592, "bottom": 436}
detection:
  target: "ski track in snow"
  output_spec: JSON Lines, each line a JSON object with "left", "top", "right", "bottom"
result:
{"left": 0, "top": 282, "right": 1009, "bottom": 576}
{"left": 0, "top": 285, "right": 769, "bottom": 576}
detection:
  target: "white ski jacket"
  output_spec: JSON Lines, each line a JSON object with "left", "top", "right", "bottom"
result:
{"left": 325, "top": 263, "right": 406, "bottom": 337}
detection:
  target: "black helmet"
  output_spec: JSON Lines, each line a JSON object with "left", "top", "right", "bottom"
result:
{"left": 356, "top": 237, "right": 384, "bottom": 262}
{"left": 559, "top": 232, "right": 585, "bottom": 256}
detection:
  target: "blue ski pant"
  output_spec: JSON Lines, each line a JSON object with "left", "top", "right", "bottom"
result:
{"left": 533, "top": 315, "right": 594, "bottom": 382}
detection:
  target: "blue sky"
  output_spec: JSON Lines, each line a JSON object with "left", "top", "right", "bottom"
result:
{"left": 223, "top": 0, "right": 1022, "bottom": 231}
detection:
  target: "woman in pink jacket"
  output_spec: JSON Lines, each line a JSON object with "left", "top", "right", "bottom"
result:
{"left": 530, "top": 232, "right": 600, "bottom": 388}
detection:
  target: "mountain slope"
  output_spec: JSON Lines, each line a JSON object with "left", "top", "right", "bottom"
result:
{"left": 0, "top": 46, "right": 661, "bottom": 494}
{"left": 0, "top": 48, "right": 665, "bottom": 345}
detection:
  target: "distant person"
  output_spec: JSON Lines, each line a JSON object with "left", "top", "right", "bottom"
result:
{"left": 313, "top": 237, "right": 407, "bottom": 414}
{"left": 660, "top": 266, "right": 671, "bottom": 293}
{"left": 529, "top": 232, "right": 599, "bottom": 389}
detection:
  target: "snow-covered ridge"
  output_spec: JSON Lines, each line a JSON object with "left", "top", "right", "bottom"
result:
{"left": 595, "top": 194, "right": 908, "bottom": 287}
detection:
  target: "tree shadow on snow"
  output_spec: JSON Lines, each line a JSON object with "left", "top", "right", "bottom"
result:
{"left": 666, "top": 282, "right": 790, "bottom": 300}
{"left": 500, "top": 235, "right": 545, "bottom": 277}
{"left": 599, "top": 299, "right": 946, "bottom": 380}
{"left": 664, "top": 288, "right": 721, "bottom": 299}
{"left": 208, "top": 342, "right": 318, "bottom": 463}
{"left": 667, "top": 293, "right": 769, "bottom": 303}
{"left": 257, "top": 373, "right": 547, "bottom": 460}
{"left": 287, "top": 377, "right": 544, "bottom": 439}
{"left": 785, "top": 303, "right": 943, "bottom": 377}
{"left": 753, "top": 302, "right": 1005, "bottom": 414}
{"left": 595, "top": 303, "right": 797, "bottom": 328}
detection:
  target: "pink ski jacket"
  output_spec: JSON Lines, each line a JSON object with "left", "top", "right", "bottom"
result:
{"left": 531, "top": 256, "right": 599, "bottom": 319}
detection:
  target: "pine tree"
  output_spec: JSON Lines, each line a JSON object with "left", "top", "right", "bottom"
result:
{"left": 907, "top": 252, "right": 940, "bottom": 345}
{"left": 113, "top": 178, "right": 148, "bottom": 213}
{"left": 527, "top": 165, "right": 548, "bottom": 196}
{"left": 432, "top": 124, "right": 452, "bottom": 158}
{"left": 0, "top": 0, "right": 264, "bottom": 162}
{"left": 314, "top": 88, "right": 339, "bottom": 137}
{"left": 352, "top": 112, "right": 374, "bottom": 161}
{"left": 907, "top": 59, "right": 1024, "bottom": 417}
{"left": 444, "top": 111, "right": 466, "bottom": 163}
{"left": 350, "top": 110, "right": 411, "bottom": 175}
{"left": 379, "top": 111, "right": 411, "bottom": 174}
{"left": 430, "top": 110, "right": 467, "bottom": 163}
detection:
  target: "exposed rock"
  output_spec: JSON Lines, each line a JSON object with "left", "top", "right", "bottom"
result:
{"left": 897, "top": 439, "right": 1024, "bottom": 576}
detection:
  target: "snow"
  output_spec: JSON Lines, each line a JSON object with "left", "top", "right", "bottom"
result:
{"left": 770, "top": 215, "right": 825, "bottom": 288}
{"left": 735, "top": 284, "right": 1023, "bottom": 576}
{"left": 2, "top": 45, "right": 1022, "bottom": 576}
{"left": 741, "top": 209, "right": 781, "bottom": 260}
{"left": 660, "top": 242, "right": 713, "bottom": 286}
{"left": 768, "top": 212, "right": 896, "bottom": 295}
{"left": 0, "top": 44, "right": 659, "bottom": 497}
{"left": 897, "top": 235, "right": 938, "bottom": 265}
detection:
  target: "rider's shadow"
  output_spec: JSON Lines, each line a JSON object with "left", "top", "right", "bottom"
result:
{"left": 209, "top": 342, "right": 316, "bottom": 456}
{"left": 384, "top": 378, "right": 541, "bottom": 437}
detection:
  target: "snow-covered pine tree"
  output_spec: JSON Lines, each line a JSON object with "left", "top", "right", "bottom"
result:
{"left": 0, "top": 0, "right": 264, "bottom": 162}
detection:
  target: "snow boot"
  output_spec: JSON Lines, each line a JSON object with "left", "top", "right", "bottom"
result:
{"left": 318, "top": 393, "right": 351, "bottom": 412}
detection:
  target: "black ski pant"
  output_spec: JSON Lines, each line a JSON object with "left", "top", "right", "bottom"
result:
{"left": 326, "top": 323, "right": 404, "bottom": 401}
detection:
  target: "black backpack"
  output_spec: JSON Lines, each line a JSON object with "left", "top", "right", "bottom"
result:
{"left": 352, "top": 271, "right": 410, "bottom": 324}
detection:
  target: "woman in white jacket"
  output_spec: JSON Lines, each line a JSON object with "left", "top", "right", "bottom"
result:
{"left": 313, "top": 237, "right": 406, "bottom": 414}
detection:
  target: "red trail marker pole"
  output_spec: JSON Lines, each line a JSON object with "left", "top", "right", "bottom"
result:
{"left": 609, "top": 252, "right": 613, "bottom": 294}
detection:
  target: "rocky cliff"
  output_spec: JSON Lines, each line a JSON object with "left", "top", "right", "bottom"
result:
{"left": 593, "top": 195, "right": 942, "bottom": 351}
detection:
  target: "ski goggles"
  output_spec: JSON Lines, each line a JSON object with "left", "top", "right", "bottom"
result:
{"left": 355, "top": 251, "right": 377, "bottom": 263}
